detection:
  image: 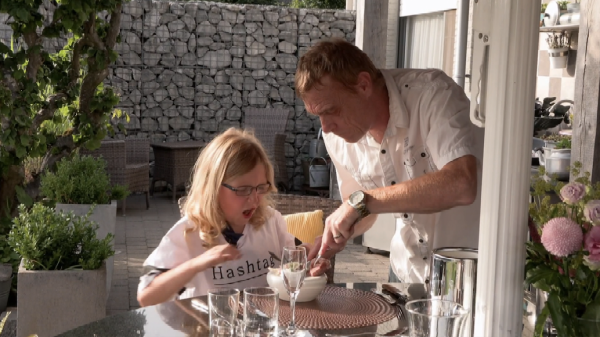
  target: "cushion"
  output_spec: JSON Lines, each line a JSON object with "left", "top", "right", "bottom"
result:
{"left": 283, "top": 210, "right": 325, "bottom": 244}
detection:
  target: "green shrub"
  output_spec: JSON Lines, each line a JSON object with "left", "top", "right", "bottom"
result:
{"left": 40, "top": 153, "right": 128, "bottom": 205}
{"left": 8, "top": 203, "right": 114, "bottom": 271}
{"left": 290, "top": 0, "right": 345, "bottom": 9}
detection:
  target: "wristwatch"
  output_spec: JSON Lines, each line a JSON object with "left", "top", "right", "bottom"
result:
{"left": 348, "top": 190, "right": 370, "bottom": 219}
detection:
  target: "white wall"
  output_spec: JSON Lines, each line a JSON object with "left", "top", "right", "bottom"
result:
{"left": 400, "top": 0, "right": 457, "bottom": 17}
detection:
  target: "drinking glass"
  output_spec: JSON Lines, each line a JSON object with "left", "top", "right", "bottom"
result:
{"left": 405, "top": 299, "right": 469, "bottom": 337}
{"left": 243, "top": 287, "right": 279, "bottom": 337}
{"left": 208, "top": 288, "right": 240, "bottom": 337}
{"left": 281, "top": 246, "right": 308, "bottom": 335}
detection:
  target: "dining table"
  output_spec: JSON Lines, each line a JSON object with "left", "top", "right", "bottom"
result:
{"left": 55, "top": 281, "right": 545, "bottom": 337}
{"left": 150, "top": 140, "right": 206, "bottom": 203}
{"left": 56, "top": 282, "right": 425, "bottom": 337}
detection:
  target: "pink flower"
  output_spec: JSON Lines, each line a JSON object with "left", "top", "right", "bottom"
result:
{"left": 541, "top": 217, "right": 583, "bottom": 257}
{"left": 583, "top": 226, "right": 600, "bottom": 271}
{"left": 584, "top": 200, "right": 600, "bottom": 225}
{"left": 560, "top": 182, "right": 586, "bottom": 204}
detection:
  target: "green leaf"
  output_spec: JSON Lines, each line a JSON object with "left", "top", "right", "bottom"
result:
{"left": 0, "top": 42, "right": 10, "bottom": 54}
{"left": 534, "top": 305, "right": 549, "bottom": 337}
{"left": 15, "top": 145, "right": 26, "bottom": 159}
{"left": 13, "top": 69, "right": 24, "bottom": 80}
{"left": 20, "top": 134, "right": 30, "bottom": 146}
{"left": 15, "top": 114, "right": 27, "bottom": 126}
{"left": 14, "top": 8, "right": 30, "bottom": 22}
{"left": 546, "top": 292, "right": 570, "bottom": 337}
{"left": 15, "top": 186, "right": 33, "bottom": 208}
{"left": 37, "top": 134, "right": 46, "bottom": 144}
{"left": 576, "top": 267, "right": 587, "bottom": 281}
{"left": 582, "top": 302, "right": 600, "bottom": 321}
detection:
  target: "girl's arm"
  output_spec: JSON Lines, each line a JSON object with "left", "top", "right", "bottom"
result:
{"left": 138, "top": 243, "right": 241, "bottom": 307}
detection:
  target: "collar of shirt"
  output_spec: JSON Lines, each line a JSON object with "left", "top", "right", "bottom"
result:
{"left": 360, "top": 70, "right": 411, "bottom": 146}
{"left": 381, "top": 69, "right": 411, "bottom": 135}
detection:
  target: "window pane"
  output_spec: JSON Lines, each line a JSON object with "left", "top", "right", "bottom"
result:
{"left": 404, "top": 12, "right": 445, "bottom": 69}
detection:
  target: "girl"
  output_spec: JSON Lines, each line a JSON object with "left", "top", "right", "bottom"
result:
{"left": 137, "top": 128, "right": 297, "bottom": 307}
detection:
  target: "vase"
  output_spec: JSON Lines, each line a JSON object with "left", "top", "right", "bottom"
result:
{"left": 575, "top": 317, "right": 600, "bottom": 337}
{"left": 549, "top": 47, "right": 569, "bottom": 69}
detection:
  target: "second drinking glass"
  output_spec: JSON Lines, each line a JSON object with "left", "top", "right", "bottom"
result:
{"left": 281, "top": 246, "right": 308, "bottom": 336}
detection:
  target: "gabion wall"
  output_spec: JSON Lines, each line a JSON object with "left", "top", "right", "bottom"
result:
{"left": 0, "top": 1, "right": 356, "bottom": 190}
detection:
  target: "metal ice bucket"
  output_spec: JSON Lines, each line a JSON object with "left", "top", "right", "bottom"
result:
{"left": 428, "top": 248, "right": 478, "bottom": 337}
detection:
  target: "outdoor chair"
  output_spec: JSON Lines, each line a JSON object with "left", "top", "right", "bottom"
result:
{"left": 81, "top": 138, "right": 150, "bottom": 216}
{"left": 244, "top": 107, "right": 290, "bottom": 192}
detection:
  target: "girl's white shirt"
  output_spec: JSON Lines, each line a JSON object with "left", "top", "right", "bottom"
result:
{"left": 138, "top": 207, "right": 295, "bottom": 300}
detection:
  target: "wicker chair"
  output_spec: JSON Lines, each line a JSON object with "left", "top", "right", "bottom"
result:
{"left": 244, "top": 107, "right": 291, "bottom": 192}
{"left": 177, "top": 194, "right": 342, "bottom": 283}
{"left": 81, "top": 138, "right": 150, "bottom": 216}
{"left": 270, "top": 193, "right": 342, "bottom": 284}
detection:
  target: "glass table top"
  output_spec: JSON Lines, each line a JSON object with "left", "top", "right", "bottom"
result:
{"left": 57, "top": 283, "right": 427, "bottom": 337}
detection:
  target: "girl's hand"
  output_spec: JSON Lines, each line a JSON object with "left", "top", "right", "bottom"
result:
{"left": 195, "top": 244, "right": 242, "bottom": 270}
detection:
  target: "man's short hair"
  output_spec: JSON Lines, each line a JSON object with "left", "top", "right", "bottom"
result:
{"left": 295, "top": 38, "right": 381, "bottom": 98}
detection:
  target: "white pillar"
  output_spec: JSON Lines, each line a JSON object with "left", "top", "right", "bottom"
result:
{"left": 385, "top": 0, "right": 400, "bottom": 69}
{"left": 346, "top": 0, "right": 356, "bottom": 11}
{"left": 355, "top": 0, "right": 388, "bottom": 68}
{"left": 473, "top": 0, "right": 540, "bottom": 336}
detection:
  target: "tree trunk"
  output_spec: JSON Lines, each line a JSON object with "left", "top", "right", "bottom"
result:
{"left": 0, "top": 166, "right": 25, "bottom": 233}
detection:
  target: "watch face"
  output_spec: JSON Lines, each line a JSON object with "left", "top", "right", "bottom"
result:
{"left": 350, "top": 191, "right": 364, "bottom": 205}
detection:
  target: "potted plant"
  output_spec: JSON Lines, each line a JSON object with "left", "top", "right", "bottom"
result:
{"left": 39, "top": 153, "right": 128, "bottom": 299}
{"left": 527, "top": 163, "right": 600, "bottom": 336}
{"left": 546, "top": 32, "right": 569, "bottom": 69}
{"left": 8, "top": 203, "right": 114, "bottom": 337}
{"left": 0, "top": 236, "right": 20, "bottom": 313}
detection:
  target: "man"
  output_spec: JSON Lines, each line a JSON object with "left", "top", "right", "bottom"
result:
{"left": 297, "top": 39, "right": 484, "bottom": 283}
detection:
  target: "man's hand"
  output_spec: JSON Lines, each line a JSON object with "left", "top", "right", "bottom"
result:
{"left": 318, "top": 202, "right": 359, "bottom": 257}
{"left": 306, "top": 235, "right": 342, "bottom": 276}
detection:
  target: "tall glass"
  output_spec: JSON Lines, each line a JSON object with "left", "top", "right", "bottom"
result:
{"left": 243, "top": 287, "right": 279, "bottom": 337}
{"left": 281, "top": 246, "right": 308, "bottom": 336}
{"left": 208, "top": 288, "right": 240, "bottom": 337}
{"left": 405, "top": 299, "right": 469, "bottom": 337}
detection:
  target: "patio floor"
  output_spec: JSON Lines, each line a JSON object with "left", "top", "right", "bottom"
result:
{"left": 107, "top": 191, "right": 391, "bottom": 316}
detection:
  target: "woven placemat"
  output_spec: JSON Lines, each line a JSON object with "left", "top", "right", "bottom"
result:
{"left": 276, "top": 286, "right": 398, "bottom": 329}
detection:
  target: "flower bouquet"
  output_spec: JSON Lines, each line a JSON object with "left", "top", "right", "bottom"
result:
{"left": 527, "top": 162, "right": 600, "bottom": 336}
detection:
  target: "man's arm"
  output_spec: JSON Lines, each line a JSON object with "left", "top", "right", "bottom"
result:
{"left": 328, "top": 154, "right": 378, "bottom": 237}
{"left": 364, "top": 154, "right": 478, "bottom": 214}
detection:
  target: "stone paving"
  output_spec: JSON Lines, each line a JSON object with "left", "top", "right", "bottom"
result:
{"left": 107, "top": 191, "right": 391, "bottom": 316}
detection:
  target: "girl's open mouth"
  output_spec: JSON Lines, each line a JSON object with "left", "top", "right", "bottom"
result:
{"left": 242, "top": 208, "right": 255, "bottom": 218}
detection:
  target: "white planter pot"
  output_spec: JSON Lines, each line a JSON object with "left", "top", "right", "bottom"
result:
{"left": 17, "top": 260, "right": 107, "bottom": 337}
{"left": 55, "top": 201, "right": 116, "bottom": 301}
{"left": 549, "top": 47, "right": 569, "bottom": 69}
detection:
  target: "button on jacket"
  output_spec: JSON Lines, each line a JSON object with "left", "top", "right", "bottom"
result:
{"left": 324, "top": 69, "right": 484, "bottom": 283}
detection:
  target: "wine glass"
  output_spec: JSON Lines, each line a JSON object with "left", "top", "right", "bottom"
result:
{"left": 281, "top": 246, "right": 308, "bottom": 336}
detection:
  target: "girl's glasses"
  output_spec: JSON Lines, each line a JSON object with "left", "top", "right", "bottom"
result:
{"left": 221, "top": 182, "right": 271, "bottom": 196}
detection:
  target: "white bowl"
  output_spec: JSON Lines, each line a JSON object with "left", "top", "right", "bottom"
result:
{"left": 266, "top": 269, "right": 326, "bottom": 302}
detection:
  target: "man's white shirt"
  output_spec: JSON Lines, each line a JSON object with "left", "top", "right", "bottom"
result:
{"left": 324, "top": 69, "right": 484, "bottom": 283}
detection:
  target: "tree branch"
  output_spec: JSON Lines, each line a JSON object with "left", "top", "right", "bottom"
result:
{"left": 105, "top": 3, "right": 123, "bottom": 49}
{"left": 78, "top": 69, "right": 109, "bottom": 116}
{"left": 31, "top": 93, "right": 68, "bottom": 131}
{"left": 22, "top": 31, "right": 43, "bottom": 81}
{"left": 41, "top": 9, "right": 62, "bottom": 37}
{"left": 69, "top": 38, "right": 85, "bottom": 86}
{"left": 40, "top": 131, "right": 77, "bottom": 174}
{"left": 85, "top": 13, "right": 104, "bottom": 50}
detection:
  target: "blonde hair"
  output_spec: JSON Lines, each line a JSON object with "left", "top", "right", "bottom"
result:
{"left": 295, "top": 38, "right": 383, "bottom": 98}
{"left": 182, "top": 128, "right": 277, "bottom": 248}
